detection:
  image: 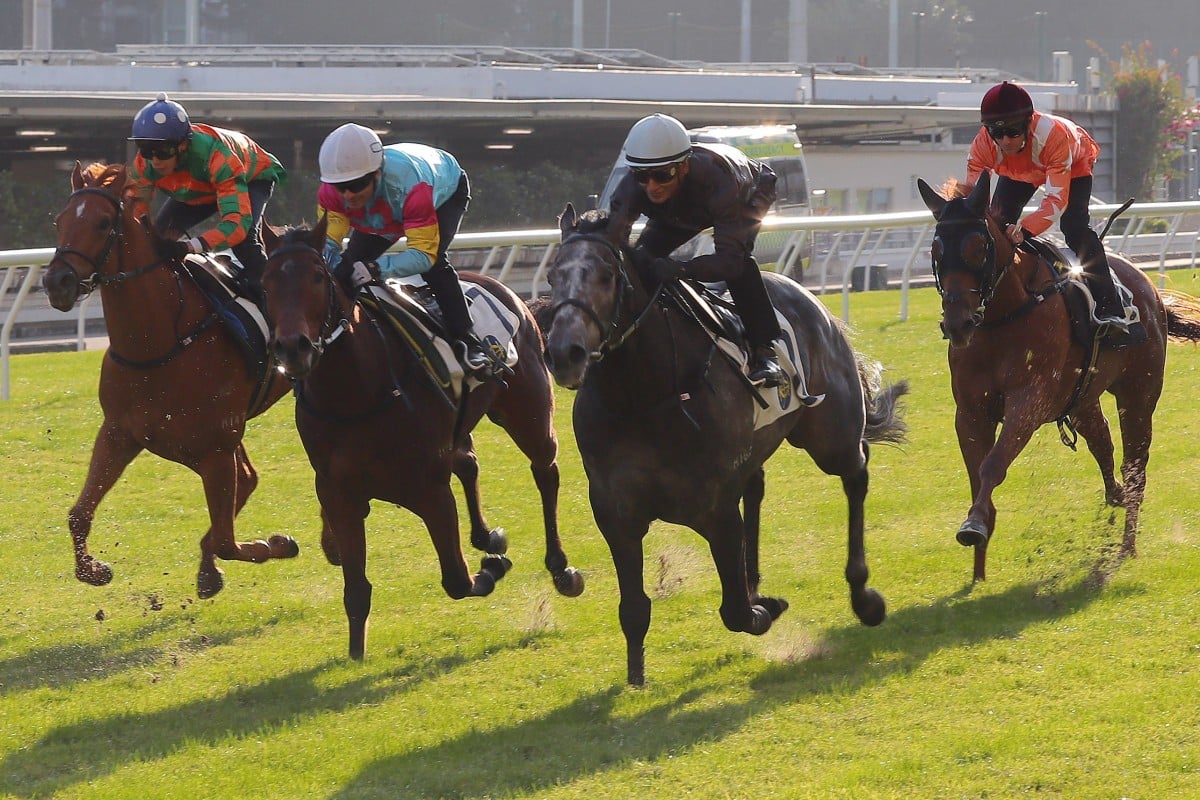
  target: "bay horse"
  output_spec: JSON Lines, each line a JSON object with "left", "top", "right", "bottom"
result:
{"left": 541, "top": 204, "right": 908, "bottom": 686}
{"left": 261, "top": 217, "right": 583, "bottom": 659}
{"left": 41, "top": 162, "right": 297, "bottom": 599}
{"left": 918, "top": 173, "right": 1200, "bottom": 582}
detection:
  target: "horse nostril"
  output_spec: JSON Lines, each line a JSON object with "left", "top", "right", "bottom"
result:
{"left": 567, "top": 344, "right": 588, "bottom": 367}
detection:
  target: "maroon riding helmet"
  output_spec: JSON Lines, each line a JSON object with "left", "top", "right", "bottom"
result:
{"left": 980, "top": 81, "right": 1035, "bottom": 124}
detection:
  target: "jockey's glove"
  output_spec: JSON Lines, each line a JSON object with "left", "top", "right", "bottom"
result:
{"left": 648, "top": 257, "right": 686, "bottom": 283}
{"left": 334, "top": 259, "right": 375, "bottom": 291}
{"left": 158, "top": 239, "right": 192, "bottom": 262}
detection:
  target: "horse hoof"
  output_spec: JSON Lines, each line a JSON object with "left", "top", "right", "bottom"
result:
{"left": 754, "top": 595, "right": 789, "bottom": 621}
{"left": 956, "top": 519, "right": 990, "bottom": 547}
{"left": 553, "top": 567, "right": 585, "bottom": 598}
{"left": 481, "top": 554, "right": 512, "bottom": 581}
{"left": 268, "top": 534, "right": 300, "bottom": 559}
{"left": 852, "top": 588, "right": 887, "bottom": 627}
{"left": 76, "top": 556, "right": 114, "bottom": 587}
{"left": 197, "top": 569, "right": 225, "bottom": 599}
{"left": 471, "top": 571, "right": 497, "bottom": 596}
{"left": 746, "top": 605, "right": 774, "bottom": 635}
{"left": 486, "top": 527, "right": 508, "bottom": 554}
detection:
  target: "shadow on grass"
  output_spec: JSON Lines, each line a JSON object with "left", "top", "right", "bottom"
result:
{"left": 325, "top": 572, "right": 1133, "bottom": 799}
{"left": 0, "top": 606, "right": 309, "bottom": 693}
{"left": 0, "top": 632, "right": 546, "bottom": 798}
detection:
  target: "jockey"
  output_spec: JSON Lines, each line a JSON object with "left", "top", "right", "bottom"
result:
{"left": 317, "top": 123, "right": 490, "bottom": 373}
{"left": 128, "top": 92, "right": 285, "bottom": 304}
{"left": 967, "top": 80, "right": 1133, "bottom": 337}
{"left": 607, "top": 113, "right": 787, "bottom": 387}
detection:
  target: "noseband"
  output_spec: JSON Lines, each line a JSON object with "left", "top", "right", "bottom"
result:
{"left": 49, "top": 187, "right": 167, "bottom": 297}
{"left": 544, "top": 232, "right": 662, "bottom": 360}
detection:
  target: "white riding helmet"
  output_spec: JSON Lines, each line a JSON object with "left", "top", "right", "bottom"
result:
{"left": 319, "top": 123, "right": 385, "bottom": 183}
{"left": 622, "top": 114, "right": 692, "bottom": 168}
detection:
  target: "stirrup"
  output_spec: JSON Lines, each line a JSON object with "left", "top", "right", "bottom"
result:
{"left": 747, "top": 360, "right": 785, "bottom": 388}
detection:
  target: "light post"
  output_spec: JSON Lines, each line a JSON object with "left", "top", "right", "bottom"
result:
{"left": 912, "top": 12, "right": 925, "bottom": 69}
{"left": 1035, "top": 12, "right": 1047, "bottom": 81}
{"left": 668, "top": 12, "right": 682, "bottom": 60}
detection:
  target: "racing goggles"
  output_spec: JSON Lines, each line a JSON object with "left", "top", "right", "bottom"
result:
{"left": 986, "top": 121, "right": 1027, "bottom": 141}
{"left": 137, "top": 143, "right": 180, "bottom": 160}
{"left": 631, "top": 164, "right": 681, "bottom": 185}
{"left": 332, "top": 173, "right": 376, "bottom": 194}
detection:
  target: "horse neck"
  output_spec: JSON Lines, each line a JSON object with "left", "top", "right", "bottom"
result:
{"left": 97, "top": 213, "right": 189, "bottom": 356}
{"left": 590, "top": 280, "right": 694, "bottom": 405}
{"left": 303, "top": 304, "right": 417, "bottom": 415}
{"left": 980, "top": 249, "right": 1044, "bottom": 321}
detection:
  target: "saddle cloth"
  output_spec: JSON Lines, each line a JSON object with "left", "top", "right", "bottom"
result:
{"left": 363, "top": 276, "right": 521, "bottom": 399}
{"left": 184, "top": 253, "right": 272, "bottom": 374}
{"left": 671, "top": 280, "right": 824, "bottom": 431}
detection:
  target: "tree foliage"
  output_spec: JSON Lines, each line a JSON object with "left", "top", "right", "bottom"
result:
{"left": 1094, "top": 41, "right": 1186, "bottom": 201}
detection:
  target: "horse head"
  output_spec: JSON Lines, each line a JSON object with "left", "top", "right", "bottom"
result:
{"left": 262, "top": 213, "right": 347, "bottom": 380}
{"left": 918, "top": 173, "right": 1012, "bottom": 347}
{"left": 543, "top": 202, "right": 635, "bottom": 389}
{"left": 43, "top": 162, "right": 133, "bottom": 310}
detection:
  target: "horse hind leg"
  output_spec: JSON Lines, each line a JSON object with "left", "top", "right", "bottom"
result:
{"left": 69, "top": 421, "right": 143, "bottom": 586}
{"left": 196, "top": 449, "right": 298, "bottom": 599}
{"left": 1113, "top": 391, "right": 1158, "bottom": 559}
{"left": 701, "top": 503, "right": 781, "bottom": 637}
{"left": 840, "top": 443, "right": 886, "bottom": 627}
{"left": 1072, "top": 404, "right": 1123, "bottom": 507}
{"left": 417, "top": 483, "right": 511, "bottom": 599}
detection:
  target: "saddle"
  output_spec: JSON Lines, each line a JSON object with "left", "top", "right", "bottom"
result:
{"left": 358, "top": 276, "right": 521, "bottom": 400}
{"left": 1020, "top": 238, "right": 1146, "bottom": 350}
{"left": 664, "top": 278, "right": 824, "bottom": 427}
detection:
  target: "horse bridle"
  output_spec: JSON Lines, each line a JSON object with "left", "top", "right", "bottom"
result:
{"left": 543, "top": 232, "right": 663, "bottom": 361}
{"left": 265, "top": 241, "right": 350, "bottom": 358}
{"left": 932, "top": 215, "right": 1003, "bottom": 323}
{"left": 49, "top": 187, "right": 167, "bottom": 298}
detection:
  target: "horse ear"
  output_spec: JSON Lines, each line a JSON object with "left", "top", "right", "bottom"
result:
{"left": 558, "top": 203, "right": 577, "bottom": 240}
{"left": 71, "top": 161, "right": 84, "bottom": 191}
{"left": 262, "top": 219, "right": 281, "bottom": 254}
{"left": 312, "top": 212, "right": 329, "bottom": 250}
{"left": 917, "top": 178, "right": 947, "bottom": 220}
{"left": 966, "top": 172, "right": 991, "bottom": 217}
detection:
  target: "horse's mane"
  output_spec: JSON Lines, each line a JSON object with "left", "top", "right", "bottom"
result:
{"left": 573, "top": 208, "right": 612, "bottom": 235}
{"left": 938, "top": 178, "right": 970, "bottom": 200}
{"left": 276, "top": 224, "right": 316, "bottom": 245}
{"left": 80, "top": 161, "right": 127, "bottom": 190}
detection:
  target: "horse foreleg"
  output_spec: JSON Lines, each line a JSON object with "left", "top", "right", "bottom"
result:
{"left": 953, "top": 407, "right": 999, "bottom": 582}
{"left": 1072, "top": 404, "right": 1122, "bottom": 506}
{"left": 319, "top": 484, "right": 372, "bottom": 658}
{"left": 596, "top": 505, "right": 651, "bottom": 686}
{"left": 453, "top": 434, "right": 508, "bottom": 555}
{"left": 741, "top": 467, "right": 787, "bottom": 618}
{"left": 700, "top": 503, "right": 779, "bottom": 637}
{"left": 961, "top": 409, "right": 1040, "bottom": 581}
{"left": 842, "top": 444, "right": 885, "bottom": 627}
{"left": 69, "top": 421, "right": 143, "bottom": 586}
{"left": 530, "top": 458, "right": 584, "bottom": 597}
{"left": 195, "top": 449, "right": 297, "bottom": 599}
{"left": 416, "top": 483, "right": 509, "bottom": 599}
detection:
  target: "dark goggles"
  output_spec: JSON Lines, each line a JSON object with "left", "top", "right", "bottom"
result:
{"left": 137, "top": 143, "right": 180, "bottom": 160}
{"left": 331, "top": 173, "right": 376, "bottom": 194}
{"left": 631, "top": 163, "right": 681, "bottom": 185}
{"left": 986, "top": 121, "right": 1027, "bottom": 140}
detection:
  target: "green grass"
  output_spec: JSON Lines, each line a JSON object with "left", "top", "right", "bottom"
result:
{"left": 2, "top": 274, "right": 1199, "bottom": 799}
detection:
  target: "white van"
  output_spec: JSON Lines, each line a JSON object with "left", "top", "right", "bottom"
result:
{"left": 597, "top": 123, "right": 812, "bottom": 267}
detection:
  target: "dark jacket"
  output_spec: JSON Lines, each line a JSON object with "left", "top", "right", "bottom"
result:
{"left": 607, "top": 142, "right": 776, "bottom": 282}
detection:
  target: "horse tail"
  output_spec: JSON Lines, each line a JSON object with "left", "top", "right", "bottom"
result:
{"left": 1162, "top": 289, "right": 1200, "bottom": 343}
{"left": 857, "top": 353, "right": 910, "bottom": 445}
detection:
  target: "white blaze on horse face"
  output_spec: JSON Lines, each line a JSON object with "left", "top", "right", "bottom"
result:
{"left": 74, "top": 201, "right": 86, "bottom": 220}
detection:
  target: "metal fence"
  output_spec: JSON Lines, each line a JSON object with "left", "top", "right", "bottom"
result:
{"left": 4, "top": 201, "right": 1199, "bottom": 400}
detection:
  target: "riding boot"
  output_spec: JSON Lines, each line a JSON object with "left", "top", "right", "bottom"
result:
{"left": 424, "top": 261, "right": 492, "bottom": 373}
{"left": 233, "top": 246, "right": 268, "bottom": 308}
{"left": 747, "top": 343, "right": 786, "bottom": 388}
{"left": 1077, "top": 236, "right": 1132, "bottom": 340}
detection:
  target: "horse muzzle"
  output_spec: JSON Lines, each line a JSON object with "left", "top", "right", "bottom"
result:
{"left": 544, "top": 331, "right": 593, "bottom": 391}
{"left": 270, "top": 334, "right": 319, "bottom": 380}
{"left": 42, "top": 263, "right": 83, "bottom": 311}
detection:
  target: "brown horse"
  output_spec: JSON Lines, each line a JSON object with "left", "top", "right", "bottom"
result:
{"left": 918, "top": 173, "right": 1200, "bottom": 582}
{"left": 261, "top": 217, "right": 583, "bottom": 659}
{"left": 542, "top": 205, "right": 908, "bottom": 686}
{"left": 40, "top": 162, "right": 298, "bottom": 598}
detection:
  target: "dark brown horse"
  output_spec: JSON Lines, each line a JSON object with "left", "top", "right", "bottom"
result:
{"left": 918, "top": 173, "right": 1200, "bottom": 582}
{"left": 41, "top": 162, "right": 297, "bottom": 598}
{"left": 261, "top": 217, "right": 583, "bottom": 659}
{"left": 541, "top": 205, "right": 908, "bottom": 686}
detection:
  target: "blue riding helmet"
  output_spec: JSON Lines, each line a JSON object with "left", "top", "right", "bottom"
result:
{"left": 129, "top": 92, "right": 193, "bottom": 143}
